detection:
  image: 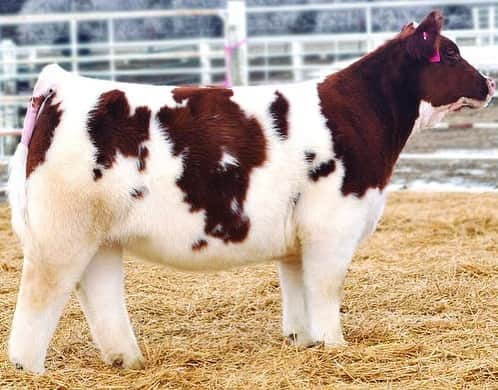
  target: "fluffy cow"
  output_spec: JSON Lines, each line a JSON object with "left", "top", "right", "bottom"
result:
{"left": 7, "top": 11, "right": 495, "bottom": 373}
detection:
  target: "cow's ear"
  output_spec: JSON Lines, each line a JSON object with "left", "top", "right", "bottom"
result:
{"left": 398, "top": 21, "right": 417, "bottom": 38}
{"left": 406, "top": 11, "right": 443, "bottom": 61}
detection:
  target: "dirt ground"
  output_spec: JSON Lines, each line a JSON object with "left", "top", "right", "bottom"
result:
{"left": 0, "top": 192, "right": 497, "bottom": 389}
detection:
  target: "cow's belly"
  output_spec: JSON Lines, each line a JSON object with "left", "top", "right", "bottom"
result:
{"left": 123, "top": 229, "right": 296, "bottom": 271}
{"left": 120, "top": 194, "right": 298, "bottom": 271}
{"left": 114, "top": 151, "right": 302, "bottom": 271}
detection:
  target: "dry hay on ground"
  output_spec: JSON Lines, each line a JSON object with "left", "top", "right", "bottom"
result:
{"left": 0, "top": 192, "right": 497, "bottom": 389}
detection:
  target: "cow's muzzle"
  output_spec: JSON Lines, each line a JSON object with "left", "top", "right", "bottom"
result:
{"left": 487, "top": 77, "right": 496, "bottom": 97}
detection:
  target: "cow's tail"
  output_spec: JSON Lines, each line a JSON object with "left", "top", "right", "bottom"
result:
{"left": 7, "top": 64, "right": 66, "bottom": 241}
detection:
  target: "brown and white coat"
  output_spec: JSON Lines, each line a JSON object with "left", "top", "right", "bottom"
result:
{"left": 8, "top": 11, "right": 495, "bottom": 373}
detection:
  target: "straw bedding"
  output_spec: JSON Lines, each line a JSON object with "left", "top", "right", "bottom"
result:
{"left": 0, "top": 192, "right": 497, "bottom": 389}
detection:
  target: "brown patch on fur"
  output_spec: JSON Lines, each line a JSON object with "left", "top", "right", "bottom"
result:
{"left": 158, "top": 86, "right": 266, "bottom": 243}
{"left": 269, "top": 90, "right": 289, "bottom": 139}
{"left": 31, "top": 95, "right": 45, "bottom": 110}
{"left": 304, "top": 151, "right": 316, "bottom": 163}
{"left": 26, "top": 94, "right": 63, "bottom": 177}
{"left": 130, "top": 188, "right": 145, "bottom": 199}
{"left": 317, "top": 11, "right": 489, "bottom": 197}
{"left": 171, "top": 86, "right": 233, "bottom": 104}
{"left": 87, "top": 89, "right": 151, "bottom": 178}
{"left": 137, "top": 146, "right": 149, "bottom": 172}
{"left": 308, "top": 159, "right": 336, "bottom": 182}
{"left": 192, "top": 239, "right": 208, "bottom": 251}
{"left": 93, "top": 168, "right": 103, "bottom": 181}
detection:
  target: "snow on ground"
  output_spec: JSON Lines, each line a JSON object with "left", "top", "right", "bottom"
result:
{"left": 400, "top": 149, "right": 498, "bottom": 160}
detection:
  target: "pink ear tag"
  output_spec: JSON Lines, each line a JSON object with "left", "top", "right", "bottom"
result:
{"left": 429, "top": 49, "right": 440, "bottom": 63}
{"left": 422, "top": 31, "right": 440, "bottom": 63}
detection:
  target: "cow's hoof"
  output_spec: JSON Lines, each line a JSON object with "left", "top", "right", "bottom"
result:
{"left": 9, "top": 360, "right": 44, "bottom": 374}
{"left": 307, "top": 341, "right": 325, "bottom": 349}
{"left": 309, "top": 339, "right": 348, "bottom": 349}
{"left": 108, "top": 353, "right": 145, "bottom": 370}
{"left": 285, "top": 333, "right": 314, "bottom": 347}
{"left": 112, "top": 357, "right": 124, "bottom": 368}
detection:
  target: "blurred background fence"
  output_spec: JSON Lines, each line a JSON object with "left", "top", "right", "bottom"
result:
{"left": 0, "top": 0, "right": 497, "bottom": 191}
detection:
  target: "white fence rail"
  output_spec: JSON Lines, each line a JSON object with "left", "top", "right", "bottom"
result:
{"left": 0, "top": 0, "right": 497, "bottom": 157}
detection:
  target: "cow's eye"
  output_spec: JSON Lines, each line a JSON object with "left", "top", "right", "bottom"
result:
{"left": 446, "top": 48, "right": 459, "bottom": 59}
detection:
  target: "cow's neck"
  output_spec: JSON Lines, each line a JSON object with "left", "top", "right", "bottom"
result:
{"left": 317, "top": 42, "right": 421, "bottom": 197}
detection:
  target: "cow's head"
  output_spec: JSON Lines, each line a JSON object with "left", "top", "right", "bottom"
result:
{"left": 401, "top": 11, "right": 495, "bottom": 127}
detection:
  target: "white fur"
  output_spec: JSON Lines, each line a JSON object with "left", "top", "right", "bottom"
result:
{"left": 76, "top": 245, "right": 143, "bottom": 369}
{"left": 7, "top": 143, "right": 28, "bottom": 241}
{"left": 278, "top": 260, "right": 312, "bottom": 346}
{"left": 7, "top": 64, "right": 458, "bottom": 373}
{"left": 413, "top": 100, "right": 450, "bottom": 131}
{"left": 413, "top": 90, "right": 494, "bottom": 133}
{"left": 220, "top": 149, "right": 239, "bottom": 169}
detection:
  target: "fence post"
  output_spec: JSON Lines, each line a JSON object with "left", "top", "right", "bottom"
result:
{"left": 108, "top": 18, "right": 116, "bottom": 81}
{"left": 200, "top": 41, "right": 212, "bottom": 85}
{"left": 489, "top": 6, "right": 495, "bottom": 45}
{"left": 292, "top": 41, "right": 303, "bottom": 82}
{"left": 225, "top": 0, "right": 248, "bottom": 86}
{"left": 472, "top": 7, "right": 481, "bottom": 45}
{"left": 365, "top": 5, "right": 373, "bottom": 51}
{"left": 70, "top": 18, "right": 79, "bottom": 73}
{"left": 0, "top": 40, "right": 17, "bottom": 157}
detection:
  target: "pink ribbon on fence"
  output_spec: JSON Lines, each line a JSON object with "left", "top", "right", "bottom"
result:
{"left": 223, "top": 38, "right": 247, "bottom": 88}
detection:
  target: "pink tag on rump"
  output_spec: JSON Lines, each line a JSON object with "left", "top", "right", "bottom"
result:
{"left": 21, "top": 95, "right": 45, "bottom": 146}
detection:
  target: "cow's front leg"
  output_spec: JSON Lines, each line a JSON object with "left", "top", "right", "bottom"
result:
{"left": 278, "top": 260, "right": 312, "bottom": 346}
{"left": 301, "top": 241, "right": 357, "bottom": 346}
{"left": 9, "top": 250, "right": 95, "bottom": 374}
{"left": 76, "top": 245, "right": 143, "bottom": 370}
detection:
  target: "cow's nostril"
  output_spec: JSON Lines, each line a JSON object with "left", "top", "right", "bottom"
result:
{"left": 487, "top": 78, "right": 496, "bottom": 95}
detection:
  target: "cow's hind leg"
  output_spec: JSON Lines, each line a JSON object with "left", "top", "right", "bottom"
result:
{"left": 76, "top": 245, "right": 143, "bottom": 369}
{"left": 278, "top": 260, "right": 312, "bottom": 346}
{"left": 9, "top": 246, "right": 97, "bottom": 374}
